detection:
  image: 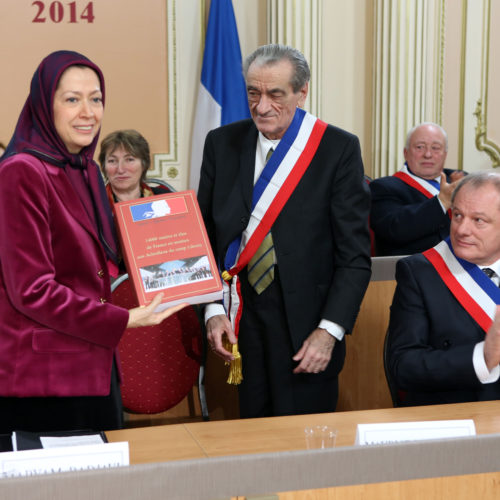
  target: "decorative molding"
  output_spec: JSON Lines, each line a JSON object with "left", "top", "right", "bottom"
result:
{"left": 267, "top": 0, "right": 322, "bottom": 116}
{"left": 151, "top": 0, "right": 180, "bottom": 181}
{"left": 474, "top": 100, "right": 500, "bottom": 166}
{"left": 371, "top": 0, "right": 445, "bottom": 177}
{"left": 458, "top": 0, "right": 468, "bottom": 171}
{"left": 436, "top": 0, "right": 446, "bottom": 125}
{"left": 473, "top": 0, "right": 500, "bottom": 167}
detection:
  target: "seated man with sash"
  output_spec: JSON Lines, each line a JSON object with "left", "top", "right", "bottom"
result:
{"left": 197, "top": 44, "right": 372, "bottom": 418}
{"left": 387, "top": 171, "right": 500, "bottom": 406}
{"left": 369, "top": 122, "right": 465, "bottom": 256}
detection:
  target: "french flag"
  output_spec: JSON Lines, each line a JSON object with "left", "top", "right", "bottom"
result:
{"left": 189, "top": 0, "right": 250, "bottom": 191}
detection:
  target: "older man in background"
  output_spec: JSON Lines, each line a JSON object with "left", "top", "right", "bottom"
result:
{"left": 370, "top": 122, "right": 465, "bottom": 256}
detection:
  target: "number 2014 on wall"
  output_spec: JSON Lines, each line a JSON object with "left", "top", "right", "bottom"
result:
{"left": 32, "top": 1, "right": 94, "bottom": 23}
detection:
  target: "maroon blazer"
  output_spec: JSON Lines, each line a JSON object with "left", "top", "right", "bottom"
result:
{"left": 0, "top": 153, "right": 129, "bottom": 397}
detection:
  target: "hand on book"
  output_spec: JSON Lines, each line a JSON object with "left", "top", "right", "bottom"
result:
{"left": 126, "top": 293, "right": 188, "bottom": 328}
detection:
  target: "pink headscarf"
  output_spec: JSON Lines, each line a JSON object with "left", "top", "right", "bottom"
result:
{"left": 2, "top": 50, "right": 118, "bottom": 267}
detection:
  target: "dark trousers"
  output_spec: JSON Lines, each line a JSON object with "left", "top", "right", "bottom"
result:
{"left": 237, "top": 268, "right": 338, "bottom": 418}
{"left": 0, "top": 360, "right": 123, "bottom": 433}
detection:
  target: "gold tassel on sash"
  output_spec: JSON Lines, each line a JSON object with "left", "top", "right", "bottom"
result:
{"left": 223, "top": 337, "right": 243, "bottom": 385}
{"left": 220, "top": 270, "right": 243, "bottom": 385}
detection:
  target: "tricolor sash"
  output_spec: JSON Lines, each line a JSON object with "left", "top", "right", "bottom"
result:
{"left": 222, "top": 107, "right": 327, "bottom": 340}
{"left": 423, "top": 238, "right": 500, "bottom": 333}
{"left": 393, "top": 163, "right": 440, "bottom": 199}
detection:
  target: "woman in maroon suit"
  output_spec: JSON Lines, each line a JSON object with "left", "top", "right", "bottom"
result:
{"left": 0, "top": 51, "right": 185, "bottom": 433}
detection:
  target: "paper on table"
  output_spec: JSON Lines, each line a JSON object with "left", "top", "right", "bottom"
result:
{"left": 0, "top": 442, "right": 129, "bottom": 478}
{"left": 40, "top": 434, "right": 106, "bottom": 448}
{"left": 11, "top": 430, "right": 107, "bottom": 452}
{"left": 355, "top": 419, "right": 476, "bottom": 445}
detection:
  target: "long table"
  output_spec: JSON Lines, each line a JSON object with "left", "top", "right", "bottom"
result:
{"left": 106, "top": 400, "right": 500, "bottom": 464}
{"left": 3, "top": 401, "right": 500, "bottom": 500}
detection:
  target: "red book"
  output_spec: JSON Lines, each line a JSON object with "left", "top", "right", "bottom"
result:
{"left": 113, "top": 190, "right": 222, "bottom": 311}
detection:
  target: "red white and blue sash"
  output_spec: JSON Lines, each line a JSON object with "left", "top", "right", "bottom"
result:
{"left": 423, "top": 238, "right": 500, "bottom": 333}
{"left": 222, "top": 107, "right": 327, "bottom": 334}
{"left": 393, "top": 163, "right": 440, "bottom": 199}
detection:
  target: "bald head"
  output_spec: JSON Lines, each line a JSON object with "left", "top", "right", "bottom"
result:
{"left": 404, "top": 123, "right": 448, "bottom": 180}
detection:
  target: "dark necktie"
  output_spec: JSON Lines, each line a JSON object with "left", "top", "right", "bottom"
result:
{"left": 247, "top": 148, "right": 276, "bottom": 294}
{"left": 482, "top": 267, "right": 499, "bottom": 286}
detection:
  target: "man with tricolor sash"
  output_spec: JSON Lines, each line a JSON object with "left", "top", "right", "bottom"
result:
{"left": 370, "top": 123, "right": 465, "bottom": 256}
{"left": 197, "top": 44, "right": 372, "bottom": 417}
{"left": 387, "top": 171, "right": 500, "bottom": 406}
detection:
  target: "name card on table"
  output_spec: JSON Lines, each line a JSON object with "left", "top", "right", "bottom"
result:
{"left": 355, "top": 419, "right": 476, "bottom": 446}
{"left": 0, "top": 441, "right": 129, "bottom": 478}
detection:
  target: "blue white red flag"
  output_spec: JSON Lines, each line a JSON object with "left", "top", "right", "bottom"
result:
{"left": 189, "top": 0, "right": 250, "bottom": 191}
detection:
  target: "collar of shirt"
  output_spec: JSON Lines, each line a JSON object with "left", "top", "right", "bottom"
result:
{"left": 254, "top": 132, "right": 280, "bottom": 184}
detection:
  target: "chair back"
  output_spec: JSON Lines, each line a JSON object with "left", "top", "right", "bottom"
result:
{"left": 364, "top": 175, "right": 377, "bottom": 256}
{"left": 111, "top": 274, "right": 205, "bottom": 415}
{"left": 383, "top": 327, "right": 406, "bottom": 407}
{"left": 146, "top": 177, "right": 176, "bottom": 193}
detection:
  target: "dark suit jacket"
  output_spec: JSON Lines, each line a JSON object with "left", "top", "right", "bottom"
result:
{"left": 387, "top": 254, "right": 500, "bottom": 406}
{"left": 0, "top": 154, "right": 129, "bottom": 397}
{"left": 369, "top": 168, "right": 458, "bottom": 256}
{"left": 197, "top": 119, "right": 372, "bottom": 365}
